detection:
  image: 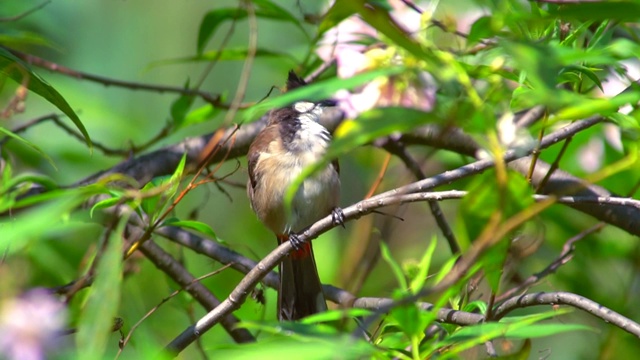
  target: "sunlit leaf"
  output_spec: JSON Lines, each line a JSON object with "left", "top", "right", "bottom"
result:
{"left": 408, "top": 237, "right": 437, "bottom": 294}
{"left": 380, "top": 241, "right": 407, "bottom": 290}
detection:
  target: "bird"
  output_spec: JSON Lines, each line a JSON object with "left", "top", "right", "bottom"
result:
{"left": 246, "top": 71, "right": 343, "bottom": 321}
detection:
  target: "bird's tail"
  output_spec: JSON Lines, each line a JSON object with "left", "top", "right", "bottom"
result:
{"left": 277, "top": 236, "right": 327, "bottom": 321}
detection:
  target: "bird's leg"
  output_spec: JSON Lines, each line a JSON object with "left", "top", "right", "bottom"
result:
{"left": 331, "top": 207, "right": 345, "bottom": 228}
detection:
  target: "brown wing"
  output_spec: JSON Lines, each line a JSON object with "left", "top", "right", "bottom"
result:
{"left": 331, "top": 158, "right": 340, "bottom": 176}
{"left": 247, "top": 125, "right": 279, "bottom": 191}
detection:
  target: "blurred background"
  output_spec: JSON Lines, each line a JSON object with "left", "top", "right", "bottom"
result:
{"left": 2, "top": 1, "right": 640, "bottom": 359}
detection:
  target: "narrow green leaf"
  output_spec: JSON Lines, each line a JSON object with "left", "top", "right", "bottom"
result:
{"left": 338, "top": 0, "right": 430, "bottom": 60}
{"left": 555, "top": 91, "right": 640, "bottom": 121}
{"left": 317, "top": 1, "right": 356, "bottom": 36}
{"left": 0, "top": 126, "right": 57, "bottom": 170}
{"left": 90, "top": 195, "right": 123, "bottom": 218}
{"left": 140, "top": 176, "right": 169, "bottom": 219}
{"left": 252, "top": 0, "right": 308, "bottom": 38}
{"left": 163, "top": 218, "right": 218, "bottom": 240}
{"left": 150, "top": 48, "right": 297, "bottom": 69}
{"left": 299, "top": 308, "right": 373, "bottom": 324}
{"left": 560, "top": 65, "right": 603, "bottom": 91}
{"left": 504, "top": 323, "right": 594, "bottom": 338}
{"left": 408, "top": 237, "right": 437, "bottom": 294}
{"left": 167, "top": 153, "right": 187, "bottom": 198}
{"left": 330, "top": 106, "right": 436, "bottom": 157}
{"left": 182, "top": 104, "right": 221, "bottom": 127}
{"left": 0, "top": 173, "right": 58, "bottom": 194}
{"left": 76, "top": 217, "right": 125, "bottom": 360}
{"left": 0, "top": 190, "right": 86, "bottom": 254}
{"left": 380, "top": 241, "right": 407, "bottom": 290}
{"left": 170, "top": 79, "right": 194, "bottom": 128}
{"left": 462, "top": 300, "right": 487, "bottom": 315}
{"left": 246, "top": 66, "right": 405, "bottom": 121}
{"left": 197, "top": 8, "right": 247, "bottom": 54}
{"left": 0, "top": 48, "right": 91, "bottom": 148}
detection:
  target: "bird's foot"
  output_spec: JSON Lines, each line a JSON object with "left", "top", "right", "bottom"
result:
{"left": 331, "top": 207, "right": 346, "bottom": 228}
{"left": 288, "top": 233, "right": 305, "bottom": 250}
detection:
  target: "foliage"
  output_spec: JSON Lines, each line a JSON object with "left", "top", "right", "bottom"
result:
{"left": 1, "top": 0, "right": 640, "bottom": 359}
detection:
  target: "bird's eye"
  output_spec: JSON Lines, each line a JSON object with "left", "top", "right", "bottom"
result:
{"left": 293, "top": 101, "right": 315, "bottom": 113}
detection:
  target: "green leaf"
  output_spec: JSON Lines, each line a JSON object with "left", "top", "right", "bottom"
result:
{"left": 182, "top": 104, "right": 221, "bottom": 127}
{"left": 197, "top": 8, "right": 247, "bottom": 54}
{"left": 246, "top": 66, "right": 404, "bottom": 121}
{"left": 501, "top": 40, "right": 561, "bottom": 90}
{"left": 337, "top": 0, "right": 430, "bottom": 60}
{"left": 163, "top": 218, "right": 218, "bottom": 240}
{"left": 170, "top": 79, "right": 195, "bottom": 128}
{"left": 555, "top": 90, "right": 640, "bottom": 121}
{"left": 89, "top": 192, "right": 125, "bottom": 218}
{"left": 551, "top": 2, "right": 640, "bottom": 22}
{"left": 467, "top": 16, "right": 495, "bottom": 45}
{"left": 390, "top": 303, "right": 425, "bottom": 339}
{"left": 150, "top": 48, "right": 297, "bottom": 68}
{"left": 408, "top": 237, "right": 437, "bottom": 294}
{"left": 0, "top": 48, "right": 91, "bottom": 148}
{"left": 299, "top": 308, "right": 373, "bottom": 324}
{"left": 317, "top": 1, "right": 356, "bottom": 36}
{"left": 76, "top": 217, "right": 125, "bottom": 360}
{"left": 559, "top": 65, "right": 603, "bottom": 92}
{"left": 167, "top": 153, "right": 187, "bottom": 198}
{"left": 197, "top": 3, "right": 307, "bottom": 54}
{"left": 0, "top": 126, "right": 57, "bottom": 170}
{"left": 140, "top": 176, "right": 169, "bottom": 220}
{"left": 462, "top": 300, "right": 487, "bottom": 315}
{"left": 503, "top": 323, "right": 594, "bottom": 338}
{"left": 380, "top": 241, "right": 407, "bottom": 290}
{"left": 252, "top": 0, "right": 308, "bottom": 38}
{"left": 206, "top": 333, "right": 376, "bottom": 359}
{"left": 0, "top": 190, "right": 87, "bottom": 254}
{"left": 0, "top": 172, "right": 58, "bottom": 194}
{"left": 436, "top": 310, "right": 579, "bottom": 356}
{"left": 330, "top": 106, "right": 437, "bottom": 157}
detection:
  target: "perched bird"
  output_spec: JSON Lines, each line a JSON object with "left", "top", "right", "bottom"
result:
{"left": 247, "top": 71, "right": 343, "bottom": 321}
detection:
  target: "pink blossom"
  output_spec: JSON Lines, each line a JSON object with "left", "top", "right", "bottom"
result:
{"left": 0, "top": 290, "right": 67, "bottom": 360}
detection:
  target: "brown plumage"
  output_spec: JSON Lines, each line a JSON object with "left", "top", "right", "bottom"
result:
{"left": 247, "top": 72, "right": 341, "bottom": 320}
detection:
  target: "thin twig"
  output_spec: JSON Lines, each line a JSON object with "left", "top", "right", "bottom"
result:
{"left": 7, "top": 48, "right": 228, "bottom": 108}
{"left": 493, "top": 292, "right": 640, "bottom": 338}
{"left": 0, "top": 1, "right": 50, "bottom": 22}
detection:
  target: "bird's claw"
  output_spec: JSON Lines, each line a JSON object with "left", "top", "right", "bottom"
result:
{"left": 289, "top": 233, "right": 304, "bottom": 250}
{"left": 331, "top": 207, "right": 345, "bottom": 228}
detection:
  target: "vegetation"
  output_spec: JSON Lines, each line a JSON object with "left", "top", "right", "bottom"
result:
{"left": 2, "top": 0, "right": 640, "bottom": 359}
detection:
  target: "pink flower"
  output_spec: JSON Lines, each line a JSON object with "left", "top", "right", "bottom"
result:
{"left": 317, "top": 2, "right": 436, "bottom": 118}
{"left": 0, "top": 290, "right": 67, "bottom": 360}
